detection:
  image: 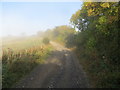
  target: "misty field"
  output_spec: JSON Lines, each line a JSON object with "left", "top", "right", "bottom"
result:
{"left": 2, "top": 36, "right": 53, "bottom": 88}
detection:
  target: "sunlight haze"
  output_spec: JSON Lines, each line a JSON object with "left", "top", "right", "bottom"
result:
{"left": 1, "top": 2, "right": 82, "bottom": 37}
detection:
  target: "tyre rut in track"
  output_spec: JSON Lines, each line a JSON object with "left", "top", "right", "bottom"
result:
{"left": 14, "top": 41, "right": 90, "bottom": 88}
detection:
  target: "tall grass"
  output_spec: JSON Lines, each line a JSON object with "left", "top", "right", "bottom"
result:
{"left": 2, "top": 37, "right": 53, "bottom": 88}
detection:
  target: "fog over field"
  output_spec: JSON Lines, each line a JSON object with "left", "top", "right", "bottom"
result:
{"left": 1, "top": 2, "right": 82, "bottom": 37}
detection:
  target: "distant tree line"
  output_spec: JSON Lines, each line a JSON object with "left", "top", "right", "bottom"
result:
{"left": 42, "top": 25, "right": 75, "bottom": 45}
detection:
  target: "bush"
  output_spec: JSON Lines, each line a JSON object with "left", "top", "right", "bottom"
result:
{"left": 43, "top": 37, "right": 50, "bottom": 44}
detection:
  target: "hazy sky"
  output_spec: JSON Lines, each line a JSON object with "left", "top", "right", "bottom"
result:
{"left": 1, "top": 2, "right": 82, "bottom": 37}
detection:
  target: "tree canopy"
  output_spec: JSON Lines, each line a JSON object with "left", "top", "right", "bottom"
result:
{"left": 69, "top": 2, "right": 119, "bottom": 88}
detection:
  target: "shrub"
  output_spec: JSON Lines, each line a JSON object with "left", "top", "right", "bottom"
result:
{"left": 43, "top": 37, "right": 50, "bottom": 44}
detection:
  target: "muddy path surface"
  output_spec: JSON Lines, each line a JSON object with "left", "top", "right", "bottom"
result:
{"left": 14, "top": 41, "right": 90, "bottom": 88}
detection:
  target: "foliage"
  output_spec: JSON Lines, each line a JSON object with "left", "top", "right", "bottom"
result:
{"left": 43, "top": 25, "right": 75, "bottom": 45}
{"left": 70, "top": 2, "right": 119, "bottom": 88}
{"left": 43, "top": 37, "right": 50, "bottom": 44}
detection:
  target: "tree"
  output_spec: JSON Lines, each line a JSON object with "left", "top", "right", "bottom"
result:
{"left": 44, "top": 25, "right": 75, "bottom": 44}
{"left": 70, "top": 2, "right": 119, "bottom": 88}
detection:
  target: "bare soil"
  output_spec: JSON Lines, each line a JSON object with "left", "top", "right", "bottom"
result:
{"left": 14, "top": 41, "right": 90, "bottom": 88}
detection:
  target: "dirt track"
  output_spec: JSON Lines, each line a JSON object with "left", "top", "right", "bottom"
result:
{"left": 14, "top": 41, "right": 90, "bottom": 88}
